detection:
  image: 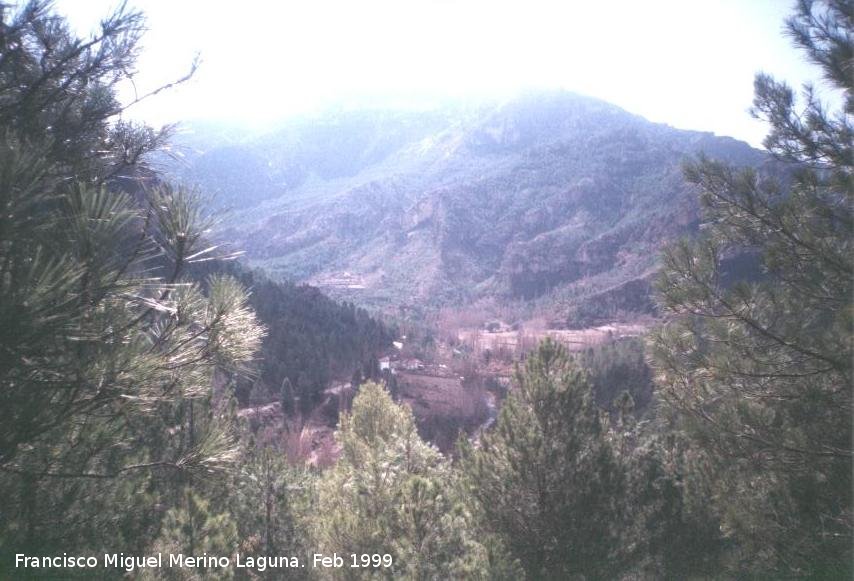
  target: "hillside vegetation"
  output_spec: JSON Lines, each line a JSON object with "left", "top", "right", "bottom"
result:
{"left": 1, "top": 1, "right": 850, "bottom": 579}
{"left": 168, "top": 92, "right": 765, "bottom": 323}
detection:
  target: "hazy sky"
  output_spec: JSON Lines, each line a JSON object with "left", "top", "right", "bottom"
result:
{"left": 55, "top": 0, "right": 827, "bottom": 147}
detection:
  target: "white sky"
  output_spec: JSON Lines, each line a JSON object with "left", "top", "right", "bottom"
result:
{"left": 55, "top": 0, "right": 826, "bottom": 147}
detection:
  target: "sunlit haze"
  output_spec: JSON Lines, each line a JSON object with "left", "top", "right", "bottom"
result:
{"left": 55, "top": 0, "right": 825, "bottom": 147}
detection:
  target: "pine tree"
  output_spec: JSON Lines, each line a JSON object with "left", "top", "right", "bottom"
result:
{"left": 460, "top": 338, "right": 626, "bottom": 579}
{"left": 615, "top": 419, "right": 725, "bottom": 577}
{"left": 649, "top": 0, "right": 852, "bottom": 575}
{"left": 0, "top": 1, "right": 263, "bottom": 561}
{"left": 231, "top": 445, "right": 313, "bottom": 580}
{"left": 143, "top": 488, "right": 239, "bottom": 581}
{"left": 314, "top": 382, "right": 497, "bottom": 579}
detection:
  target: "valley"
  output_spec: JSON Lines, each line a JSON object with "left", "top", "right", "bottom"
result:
{"left": 239, "top": 308, "right": 654, "bottom": 461}
{"left": 3, "top": 1, "right": 848, "bottom": 576}
{"left": 162, "top": 92, "right": 727, "bottom": 455}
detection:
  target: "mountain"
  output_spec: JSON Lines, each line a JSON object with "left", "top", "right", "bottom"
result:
{"left": 165, "top": 90, "right": 765, "bottom": 324}
{"left": 187, "top": 259, "right": 393, "bottom": 409}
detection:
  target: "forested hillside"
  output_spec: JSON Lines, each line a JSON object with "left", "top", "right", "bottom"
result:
{"left": 1, "top": 1, "right": 850, "bottom": 580}
{"left": 189, "top": 260, "right": 393, "bottom": 409}
{"left": 168, "top": 92, "right": 766, "bottom": 323}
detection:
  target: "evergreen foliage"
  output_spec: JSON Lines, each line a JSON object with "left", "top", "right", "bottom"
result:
{"left": 189, "top": 260, "right": 393, "bottom": 410}
{"left": 460, "top": 338, "right": 626, "bottom": 579}
{"left": 230, "top": 444, "right": 314, "bottom": 580}
{"left": 650, "top": 0, "right": 853, "bottom": 575}
{"left": 2, "top": 2, "right": 849, "bottom": 579}
{"left": 144, "top": 489, "right": 239, "bottom": 580}
{"left": 314, "top": 382, "right": 503, "bottom": 579}
{"left": 0, "top": 0, "right": 263, "bottom": 566}
{"left": 579, "top": 337, "right": 654, "bottom": 412}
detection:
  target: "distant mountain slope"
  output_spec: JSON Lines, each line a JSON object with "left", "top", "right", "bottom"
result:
{"left": 188, "top": 260, "right": 393, "bottom": 409}
{"left": 167, "top": 91, "right": 766, "bottom": 323}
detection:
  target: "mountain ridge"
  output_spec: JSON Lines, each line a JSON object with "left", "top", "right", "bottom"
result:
{"left": 165, "top": 90, "right": 766, "bottom": 323}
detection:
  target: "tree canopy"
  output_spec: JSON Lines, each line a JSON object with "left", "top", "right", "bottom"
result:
{"left": 0, "top": 0, "right": 263, "bottom": 562}
{"left": 650, "top": 0, "right": 852, "bottom": 575}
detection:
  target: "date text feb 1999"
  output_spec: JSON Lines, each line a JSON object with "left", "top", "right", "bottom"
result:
{"left": 313, "top": 554, "right": 393, "bottom": 568}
